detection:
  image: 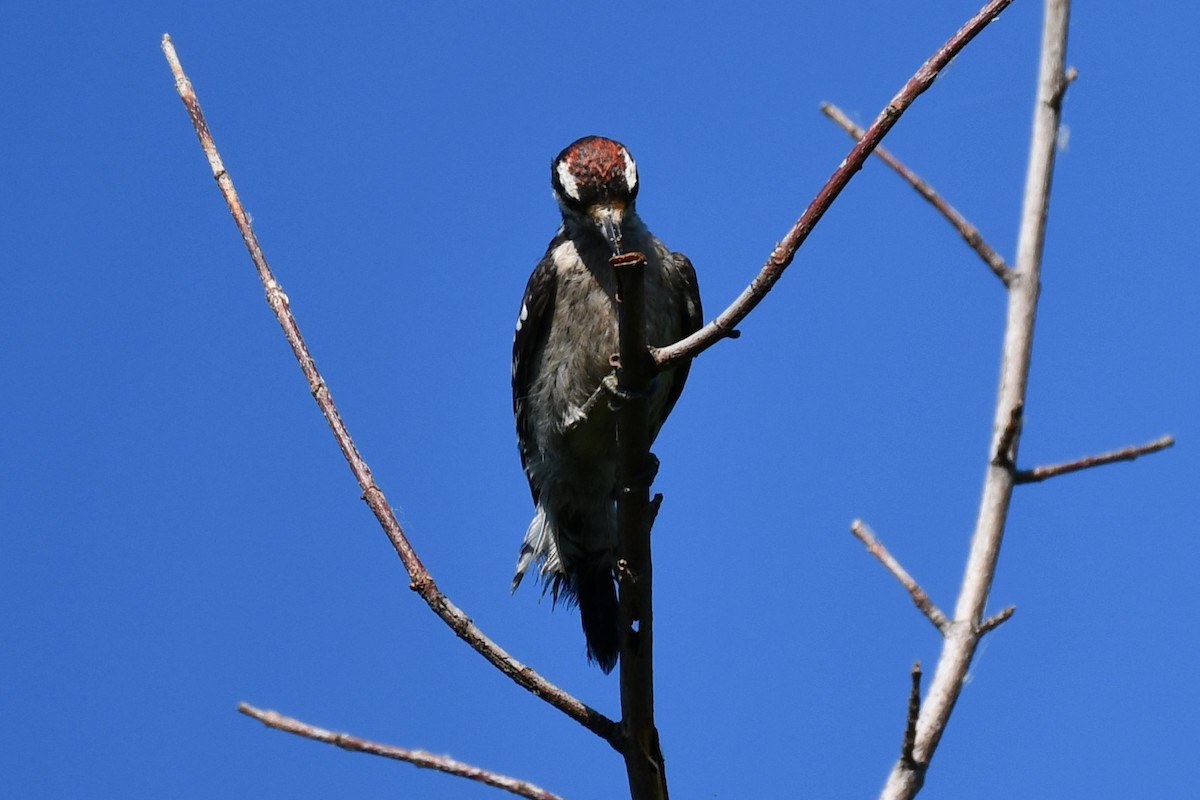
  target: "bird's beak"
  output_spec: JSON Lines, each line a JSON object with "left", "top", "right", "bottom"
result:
{"left": 591, "top": 204, "right": 625, "bottom": 255}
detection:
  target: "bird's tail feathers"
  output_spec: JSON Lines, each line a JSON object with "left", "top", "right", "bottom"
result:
{"left": 511, "top": 504, "right": 563, "bottom": 593}
{"left": 512, "top": 503, "right": 620, "bottom": 673}
{"left": 575, "top": 555, "right": 619, "bottom": 673}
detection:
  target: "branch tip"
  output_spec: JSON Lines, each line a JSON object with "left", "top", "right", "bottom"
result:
{"left": 238, "top": 703, "right": 565, "bottom": 800}
{"left": 1015, "top": 434, "right": 1174, "bottom": 484}
{"left": 820, "top": 101, "right": 1012, "bottom": 283}
{"left": 850, "top": 520, "right": 949, "bottom": 633}
{"left": 653, "top": 0, "right": 1017, "bottom": 369}
{"left": 1051, "top": 66, "right": 1079, "bottom": 106}
{"left": 978, "top": 605, "right": 1016, "bottom": 634}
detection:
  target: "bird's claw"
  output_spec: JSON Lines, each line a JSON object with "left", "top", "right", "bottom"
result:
{"left": 602, "top": 371, "right": 660, "bottom": 411}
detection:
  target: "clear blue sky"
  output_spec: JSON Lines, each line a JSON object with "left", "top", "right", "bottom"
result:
{"left": 3, "top": 2, "right": 1196, "bottom": 798}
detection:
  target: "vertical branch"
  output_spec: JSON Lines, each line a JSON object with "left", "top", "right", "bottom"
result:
{"left": 612, "top": 252, "right": 668, "bottom": 800}
{"left": 879, "top": 2, "right": 1072, "bottom": 798}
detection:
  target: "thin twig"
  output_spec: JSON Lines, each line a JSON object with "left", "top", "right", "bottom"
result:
{"left": 652, "top": 0, "right": 1016, "bottom": 369}
{"left": 161, "top": 34, "right": 618, "bottom": 747}
{"left": 851, "top": 521, "right": 949, "bottom": 634}
{"left": 977, "top": 605, "right": 1015, "bottom": 635}
{"left": 1014, "top": 435, "right": 1174, "bottom": 484}
{"left": 880, "top": 3, "right": 1073, "bottom": 798}
{"left": 901, "top": 662, "right": 923, "bottom": 769}
{"left": 612, "top": 252, "right": 669, "bottom": 800}
{"left": 238, "top": 704, "right": 564, "bottom": 800}
{"left": 820, "top": 102, "right": 1013, "bottom": 284}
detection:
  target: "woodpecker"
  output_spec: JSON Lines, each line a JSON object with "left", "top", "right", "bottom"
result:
{"left": 511, "top": 136, "right": 702, "bottom": 672}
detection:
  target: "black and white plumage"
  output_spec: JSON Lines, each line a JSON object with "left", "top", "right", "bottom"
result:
{"left": 511, "top": 136, "right": 702, "bottom": 672}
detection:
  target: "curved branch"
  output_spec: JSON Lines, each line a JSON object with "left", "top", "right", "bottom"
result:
{"left": 652, "top": 0, "right": 1016, "bottom": 369}
{"left": 161, "top": 34, "right": 618, "bottom": 747}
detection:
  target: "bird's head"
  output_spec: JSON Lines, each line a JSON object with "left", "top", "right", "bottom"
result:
{"left": 551, "top": 135, "right": 639, "bottom": 255}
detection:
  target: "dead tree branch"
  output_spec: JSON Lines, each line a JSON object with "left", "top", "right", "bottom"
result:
{"left": 820, "top": 102, "right": 1013, "bottom": 284}
{"left": 977, "top": 605, "right": 1016, "bottom": 634}
{"left": 879, "top": 3, "right": 1073, "bottom": 797}
{"left": 160, "top": 34, "right": 619, "bottom": 748}
{"left": 851, "top": 521, "right": 949, "bottom": 634}
{"left": 1014, "top": 435, "right": 1175, "bottom": 484}
{"left": 652, "top": 0, "right": 1016, "bottom": 369}
{"left": 238, "top": 704, "right": 564, "bottom": 800}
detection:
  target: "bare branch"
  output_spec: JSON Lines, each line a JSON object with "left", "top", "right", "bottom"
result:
{"left": 652, "top": 0, "right": 1016, "bottom": 369}
{"left": 820, "top": 102, "right": 1013, "bottom": 284}
{"left": 880, "top": 3, "right": 1074, "bottom": 798}
{"left": 851, "top": 521, "right": 949, "bottom": 634}
{"left": 238, "top": 704, "right": 564, "bottom": 800}
{"left": 901, "top": 663, "right": 923, "bottom": 769}
{"left": 161, "top": 34, "right": 618, "bottom": 747}
{"left": 611, "top": 252, "right": 669, "bottom": 799}
{"left": 977, "top": 605, "right": 1016, "bottom": 635}
{"left": 1014, "top": 435, "right": 1174, "bottom": 484}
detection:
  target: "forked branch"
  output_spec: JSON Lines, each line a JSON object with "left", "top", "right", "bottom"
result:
{"left": 879, "top": 3, "right": 1073, "bottom": 797}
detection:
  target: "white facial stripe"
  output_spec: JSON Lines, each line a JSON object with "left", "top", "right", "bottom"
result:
{"left": 555, "top": 160, "right": 581, "bottom": 202}
{"left": 622, "top": 148, "right": 638, "bottom": 193}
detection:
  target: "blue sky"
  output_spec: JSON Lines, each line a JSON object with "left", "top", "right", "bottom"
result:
{"left": 3, "top": 2, "right": 1196, "bottom": 798}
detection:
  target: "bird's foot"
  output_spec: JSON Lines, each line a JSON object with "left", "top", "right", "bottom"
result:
{"left": 600, "top": 371, "right": 660, "bottom": 411}
{"left": 564, "top": 374, "right": 618, "bottom": 434}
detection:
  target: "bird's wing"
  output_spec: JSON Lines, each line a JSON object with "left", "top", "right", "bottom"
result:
{"left": 512, "top": 234, "right": 564, "bottom": 504}
{"left": 659, "top": 251, "right": 703, "bottom": 424}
